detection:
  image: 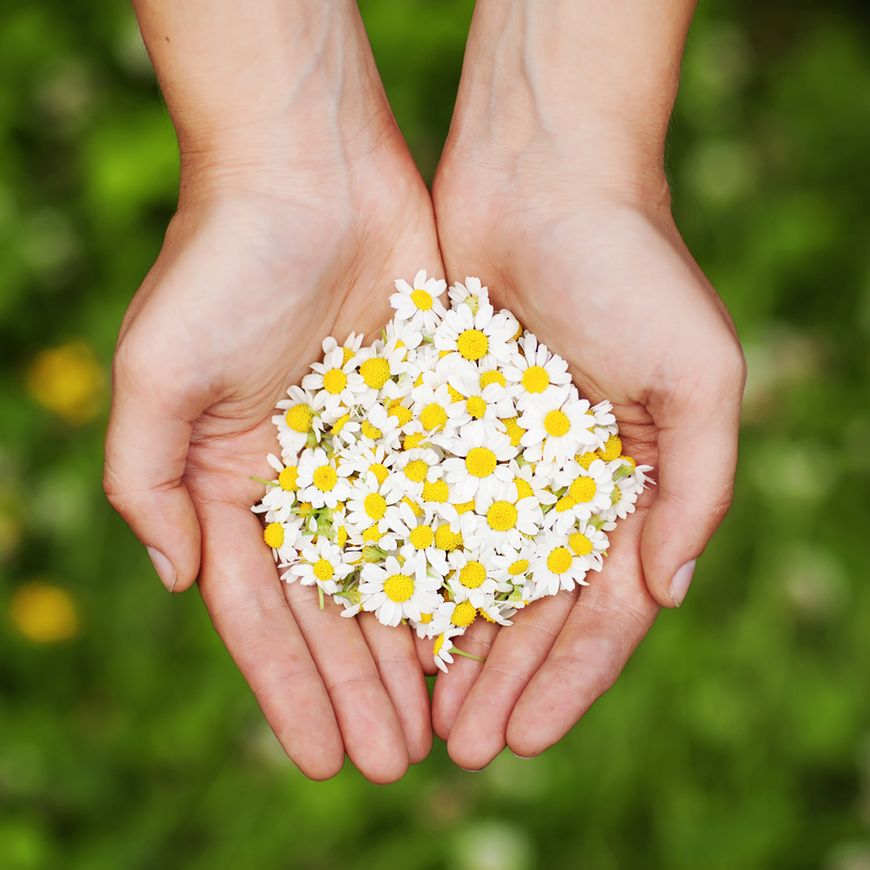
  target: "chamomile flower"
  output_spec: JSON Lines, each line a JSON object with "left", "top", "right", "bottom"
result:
{"left": 550, "top": 457, "right": 614, "bottom": 525}
{"left": 321, "top": 332, "right": 363, "bottom": 365}
{"left": 392, "top": 446, "right": 442, "bottom": 498}
{"left": 504, "top": 333, "right": 573, "bottom": 410}
{"left": 273, "top": 385, "right": 323, "bottom": 457}
{"left": 251, "top": 453, "right": 300, "bottom": 522}
{"left": 448, "top": 276, "right": 490, "bottom": 312}
{"left": 356, "top": 402, "right": 402, "bottom": 450}
{"left": 564, "top": 523, "right": 609, "bottom": 573}
{"left": 359, "top": 555, "right": 442, "bottom": 626}
{"left": 353, "top": 339, "right": 409, "bottom": 407}
{"left": 531, "top": 532, "right": 591, "bottom": 595}
{"left": 446, "top": 547, "right": 507, "bottom": 608}
{"left": 518, "top": 386, "right": 599, "bottom": 467}
{"left": 302, "top": 345, "right": 361, "bottom": 412}
{"left": 296, "top": 447, "right": 352, "bottom": 509}
{"left": 262, "top": 517, "right": 303, "bottom": 564}
{"left": 444, "top": 360, "right": 516, "bottom": 425}
{"left": 434, "top": 300, "right": 516, "bottom": 367}
{"left": 390, "top": 269, "right": 447, "bottom": 332}
{"left": 441, "top": 420, "right": 517, "bottom": 507}
{"left": 346, "top": 472, "right": 403, "bottom": 533}
{"left": 432, "top": 626, "right": 463, "bottom": 672}
{"left": 284, "top": 537, "right": 354, "bottom": 594}
{"left": 476, "top": 481, "right": 544, "bottom": 550}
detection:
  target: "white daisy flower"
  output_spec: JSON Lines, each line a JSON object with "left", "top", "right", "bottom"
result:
{"left": 352, "top": 339, "right": 409, "bottom": 407}
{"left": 433, "top": 626, "right": 464, "bottom": 673}
{"left": 408, "top": 376, "right": 455, "bottom": 436}
{"left": 302, "top": 345, "right": 361, "bottom": 412}
{"left": 504, "top": 333, "right": 573, "bottom": 410}
{"left": 296, "top": 447, "right": 352, "bottom": 509}
{"left": 518, "top": 386, "right": 599, "bottom": 468}
{"left": 273, "top": 385, "right": 323, "bottom": 457}
{"left": 475, "top": 480, "right": 545, "bottom": 551}
{"left": 390, "top": 269, "right": 448, "bottom": 332}
{"left": 341, "top": 442, "right": 399, "bottom": 488}
{"left": 345, "top": 472, "right": 403, "bottom": 534}
{"left": 251, "top": 453, "right": 300, "bottom": 523}
{"left": 550, "top": 457, "right": 614, "bottom": 526}
{"left": 262, "top": 517, "right": 303, "bottom": 564}
{"left": 321, "top": 408, "right": 361, "bottom": 447}
{"left": 441, "top": 420, "right": 517, "bottom": 508}
{"left": 491, "top": 546, "right": 534, "bottom": 587}
{"left": 391, "top": 446, "right": 443, "bottom": 499}
{"left": 359, "top": 555, "right": 442, "bottom": 626}
{"left": 564, "top": 523, "right": 609, "bottom": 573}
{"left": 321, "top": 332, "right": 363, "bottom": 366}
{"left": 434, "top": 300, "right": 516, "bottom": 368}
{"left": 444, "top": 360, "right": 516, "bottom": 426}
{"left": 283, "top": 537, "right": 355, "bottom": 595}
{"left": 448, "top": 275, "right": 490, "bottom": 312}
{"left": 429, "top": 596, "right": 479, "bottom": 635}
{"left": 356, "top": 402, "right": 402, "bottom": 450}
{"left": 530, "top": 532, "right": 591, "bottom": 596}
{"left": 446, "top": 547, "right": 508, "bottom": 608}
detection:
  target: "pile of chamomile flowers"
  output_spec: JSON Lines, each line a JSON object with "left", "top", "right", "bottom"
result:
{"left": 253, "top": 272, "right": 651, "bottom": 671}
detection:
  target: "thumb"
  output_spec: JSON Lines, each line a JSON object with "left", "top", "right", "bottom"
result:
{"left": 640, "top": 357, "right": 745, "bottom": 608}
{"left": 103, "top": 351, "right": 202, "bottom": 592}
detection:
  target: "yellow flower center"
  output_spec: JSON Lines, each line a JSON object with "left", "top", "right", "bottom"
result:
{"left": 384, "top": 573, "right": 414, "bottom": 603}
{"left": 285, "top": 404, "right": 312, "bottom": 433}
{"left": 569, "top": 477, "right": 597, "bottom": 503}
{"left": 364, "top": 492, "right": 387, "bottom": 520}
{"left": 555, "top": 495, "right": 576, "bottom": 513}
{"left": 622, "top": 455, "right": 637, "bottom": 469}
{"left": 409, "top": 524, "right": 434, "bottom": 549}
{"left": 466, "top": 396, "right": 487, "bottom": 418}
{"left": 419, "top": 612, "right": 433, "bottom": 624}
{"left": 576, "top": 451, "right": 598, "bottom": 469}
{"left": 337, "top": 525, "right": 348, "bottom": 548}
{"left": 264, "top": 522, "right": 284, "bottom": 549}
{"left": 341, "top": 346, "right": 354, "bottom": 365}
{"left": 459, "top": 561, "right": 486, "bottom": 589}
{"left": 480, "top": 370, "right": 506, "bottom": 389}
{"left": 403, "top": 496, "right": 423, "bottom": 516}
{"left": 487, "top": 500, "right": 518, "bottom": 531}
{"left": 435, "top": 525, "right": 463, "bottom": 551}
{"left": 465, "top": 447, "right": 497, "bottom": 478}
{"left": 599, "top": 435, "right": 623, "bottom": 462}
{"left": 568, "top": 532, "right": 594, "bottom": 556}
{"left": 451, "top": 600, "right": 477, "bottom": 627}
{"left": 331, "top": 414, "right": 350, "bottom": 434}
{"left": 433, "top": 633, "right": 445, "bottom": 656}
{"left": 547, "top": 547, "right": 573, "bottom": 574}
{"left": 298, "top": 502, "right": 313, "bottom": 515}
{"left": 457, "top": 329, "right": 488, "bottom": 361}
{"left": 369, "top": 462, "right": 389, "bottom": 485}
{"left": 361, "top": 421, "right": 382, "bottom": 440}
{"left": 313, "top": 465, "right": 337, "bottom": 492}
{"left": 410, "top": 288, "right": 433, "bottom": 310}
{"left": 322, "top": 368, "right": 347, "bottom": 394}
{"left": 454, "top": 500, "right": 475, "bottom": 514}
{"left": 403, "top": 432, "right": 425, "bottom": 451}
{"left": 313, "top": 559, "right": 334, "bottom": 581}
{"left": 508, "top": 558, "right": 529, "bottom": 576}
{"left": 611, "top": 485, "right": 622, "bottom": 505}
{"left": 544, "top": 409, "right": 570, "bottom": 437}
{"left": 420, "top": 402, "right": 447, "bottom": 431}
{"left": 502, "top": 416, "right": 526, "bottom": 447}
{"left": 522, "top": 365, "right": 549, "bottom": 393}
{"left": 514, "top": 477, "right": 534, "bottom": 500}
{"left": 388, "top": 403, "right": 413, "bottom": 426}
{"left": 422, "top": 479, "right": 449, "bottom": 502}
{"left": 278, "top": 466, "right": 298, "bottom": 491}
{"left": 362, "top": 525, "right": 382, "bottom": 542}
{"left": 404, "top": 459, "right": 428, "bottom": 483}
{"left": 360, "top": 357, "right": 391, "bottom": 389}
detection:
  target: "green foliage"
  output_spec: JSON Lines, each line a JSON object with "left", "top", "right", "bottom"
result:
{"left": 1, "top": 1, "right": 868, "bottom": 867}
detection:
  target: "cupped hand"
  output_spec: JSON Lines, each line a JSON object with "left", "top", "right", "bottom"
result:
{"left": 430, "top": 165, "right": 746, "bottom": 769}
{"left": 104, "top": 145, "right": 442, "bottom": 782}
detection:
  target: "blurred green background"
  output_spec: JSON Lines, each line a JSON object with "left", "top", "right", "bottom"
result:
{"left": 1, "top": 1, "right": 869, "bottom": 867}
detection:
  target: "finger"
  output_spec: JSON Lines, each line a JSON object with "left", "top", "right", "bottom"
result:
{"left": 282, "top": 583, "right": 409, "bottom": 784}
{"left": 357, "top": 614, "right": 432, "bottom": 764}
{"left": 431, "top": 618, "right": 498, "bottom": 743}
{"left": 104, "top": 346, "right": 202, "bottom": 592}
{"left": 641, "top": 350, "right": 745, "bottom": 607}
{"left": 197, "top": 502, "right": 344, "bottom": 780}
{"left": 507, "top": 513, "right": 659, "bottom": 757}
{"left": 415, "top": 633, "right": 439, "bottom": 676}
{"left": 446, "top": 590, "right": 577, "bottom": 770}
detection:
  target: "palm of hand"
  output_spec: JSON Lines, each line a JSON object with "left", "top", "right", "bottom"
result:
{"left": 430, "top": 200, "right": 743, "bottom": 767}
{"left": 107, "top": 169, "right": 440, "bottom": 782}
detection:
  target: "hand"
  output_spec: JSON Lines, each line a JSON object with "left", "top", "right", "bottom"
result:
{"left": 104, "top": 133, "right": 442, "bottom": 782}
{"left": 430, "top": 151, "right": 745, "bottom": 768}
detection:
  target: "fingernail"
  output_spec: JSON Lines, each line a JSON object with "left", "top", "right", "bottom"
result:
{"left": 669, "top": 559, "right": 696, "bottom": 607}
{"left": 459, "top": 766, "right": 482, "bottom": 773}
{"left": 146, "top": 546, "right": 177, "bottom": 592}
{"left": 510, "top": 751, "right": 536, "bottom": 760}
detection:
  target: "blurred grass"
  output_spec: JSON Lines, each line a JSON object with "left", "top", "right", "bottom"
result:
{"left": 1, "top": 1, "right": 869, "bottom": 868}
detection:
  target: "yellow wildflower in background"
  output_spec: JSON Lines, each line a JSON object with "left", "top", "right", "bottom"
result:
{"left": 26, "top": 341, "right": 105, "bottom": 424}
{"left": 9, "top": 581, "right": 80, "bottom": 643}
